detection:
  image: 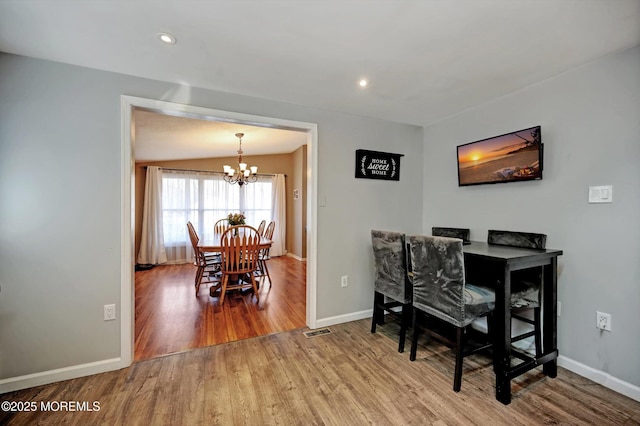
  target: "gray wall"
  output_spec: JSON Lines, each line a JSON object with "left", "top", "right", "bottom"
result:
{"left": 0, "top": 53, "right": 423, "bottom": 380}
{"left": 422, "top": 45, "right": 640, "bottom": 386}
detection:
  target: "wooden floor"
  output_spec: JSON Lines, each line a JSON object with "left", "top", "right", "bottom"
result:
{"left": 135, "top": 256, "right": 307, "bottom": 361}
{"left": 2, "top": 318, "right": 639, "bottom": 425}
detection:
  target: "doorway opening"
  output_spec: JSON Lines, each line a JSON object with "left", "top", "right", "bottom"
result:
{"left": 120, "top": 95, "right": 318, "bottom": 364}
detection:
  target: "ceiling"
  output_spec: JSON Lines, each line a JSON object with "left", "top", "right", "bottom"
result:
{"left": 1, "top": 1, "right": 639, "bottom": 159}
{"left": 133, "top": 108, "right": 308, "bottom": 161}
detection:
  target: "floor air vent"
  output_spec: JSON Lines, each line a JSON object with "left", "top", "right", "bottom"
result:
{"left": 303, "top": 328, "right": 332, "bottom": 338}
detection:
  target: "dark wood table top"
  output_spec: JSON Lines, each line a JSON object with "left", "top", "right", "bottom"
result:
{"left": 463, "top": 241, "right": 563, "bottom": 263}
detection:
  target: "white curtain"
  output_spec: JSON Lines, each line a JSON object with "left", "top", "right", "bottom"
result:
{"left": 270, "top": 174, "right": 287, "bottom": 257}
{"left": 242, "top": 175, "right": 273, "bottom": 228}
{"left": 137, "top": 166, "right": 168, "bottom": 265}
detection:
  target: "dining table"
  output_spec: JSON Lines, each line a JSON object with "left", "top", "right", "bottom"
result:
{"left": 197, "top": 231, "right": 273, "bottom": 296}
{"left": 462, "top": 241, "right": 563, "bottom": 405}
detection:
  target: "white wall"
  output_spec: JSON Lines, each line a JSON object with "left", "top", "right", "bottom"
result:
{"left": 422, "top": 45, "right": 640, "bottom": 387}
{"left": 0, "top": 53, "right": 423, "bottom": 384}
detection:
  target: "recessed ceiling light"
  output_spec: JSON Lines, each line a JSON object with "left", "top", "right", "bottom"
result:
{"left": 359, "top": 79, "right": 368, "bottom": 87}
{"left": 157, "top": 32, "right": 177, "bottom": 45}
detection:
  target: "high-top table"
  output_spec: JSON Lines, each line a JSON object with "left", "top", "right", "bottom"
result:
{"left": 462, "top": 241, "right": 563, "bottom": 405}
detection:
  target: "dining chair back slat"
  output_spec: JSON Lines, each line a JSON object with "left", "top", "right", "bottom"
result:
{"left": 255, "top": 221, "right": 275, "bottom": 286}
{"left": 257, "top": 220, "right": 267, "bottom": 236}
{"left": 187, "top": 221, "right": 221, "bottom": 296}
{"left": 214, "top": 218, "right": 232, "bottom": 234}
{"left": 263, "top": 221, "right": 275, "bottom": 240}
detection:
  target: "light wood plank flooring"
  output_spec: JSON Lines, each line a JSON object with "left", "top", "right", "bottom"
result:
{"left": 135, "top": 256, "right": 307, "bottom": 361}
{"left": 2, "top": 319, "right": 639, "bottom": 425}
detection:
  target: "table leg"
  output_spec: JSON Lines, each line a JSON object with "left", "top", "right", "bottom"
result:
{"left": 494, "top": 265, "right": 512, "bottom": 405}
{"left": 542, "top": 257, "right": 558, "bottom": 377}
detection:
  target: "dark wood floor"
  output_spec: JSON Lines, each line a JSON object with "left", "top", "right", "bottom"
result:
{"left": 2, "top": 318, "right": 639, "bottom": 425}
{"left": 134, "top": 255, "right": 307, "bottom": 361}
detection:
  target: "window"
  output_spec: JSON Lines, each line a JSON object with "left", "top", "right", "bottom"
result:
{"left": 242, "top": 179, "right": 272, "bottom": 230}
{"left": 161, "top": 170, "right": 271, "bottom": 247}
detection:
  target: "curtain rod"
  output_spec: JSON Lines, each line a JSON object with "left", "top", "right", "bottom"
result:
{"left": 143, "top": 166, "right": 285, "bottom": 178}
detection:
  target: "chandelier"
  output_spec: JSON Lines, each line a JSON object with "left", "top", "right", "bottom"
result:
{"left": 223, "top": 133, "right": 258, "bottom": 186}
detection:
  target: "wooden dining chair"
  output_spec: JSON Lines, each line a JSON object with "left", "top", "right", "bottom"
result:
{"left": 186, "top": 222, "right": 221, "bottom": 296}
{"left": 218, "top": 225, "right": 262, "bottom": 305}
{"left": 371, "top": 230, "right": 412, "bottom": 353}
{"left": 256, "top": 219, "right": 267, "bottom": 236}
{"left": 214, "top": 218, "right": 231, "bottom": 234}
{"left": 408, "top": 235, "right": 495, "bottom": 392}
{"left": 255, "top": 221, "right": 275, "bottom": 286}
{"left": 488, "top": 229, "right": 547, "bottom": 357}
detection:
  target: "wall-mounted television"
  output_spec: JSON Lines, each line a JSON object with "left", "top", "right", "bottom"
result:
{"left": 457, "top": 125, "right": 543, "bottom": 187}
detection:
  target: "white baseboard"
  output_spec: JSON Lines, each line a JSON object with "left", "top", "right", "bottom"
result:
{"left": 315, "top": 309, "right": 372, "bottom": 329}
{"left": 0, "top": 358, "right": 126, "bottom": 394}
{"left": 286, "top": 252, "right": 306, "bottom": 262}
{"left": 558, "top": 355, "right": 640, "bottom": 402}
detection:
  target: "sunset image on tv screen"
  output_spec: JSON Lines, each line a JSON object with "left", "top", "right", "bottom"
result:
{"left": 457, "top": 126, "right": 541, "bottom": 186}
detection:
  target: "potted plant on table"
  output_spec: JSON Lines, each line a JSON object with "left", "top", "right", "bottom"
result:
{"left": 228, "top": 213, "right": 246, "bottom": 235}
{"left": 227, "top": 213, "right": 246, "bottom": 226}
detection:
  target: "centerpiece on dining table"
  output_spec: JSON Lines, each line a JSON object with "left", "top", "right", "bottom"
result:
{"left": 228, "top": 212, "right": 246, "bottom": 226}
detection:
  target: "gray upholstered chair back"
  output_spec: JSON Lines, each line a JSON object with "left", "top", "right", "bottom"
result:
{"left": 409, "top": 235, "right": 469, "bottom": 327}
{"left": 487, "top": 230, "right": 546, "bottom": 249}
{"left": 371, "top": 230, "right": 411, "bottom": 304}
{"left": 432, "top": 227, "right": 470, "bottom": 242}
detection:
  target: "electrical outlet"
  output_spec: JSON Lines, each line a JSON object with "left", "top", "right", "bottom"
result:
{"left": 104, "top": 304, "right": 116, "bottom": 321}
{"left": 596, "top": 311, "right": 611, "bottom": 331}
{"left": 341, "top": 275, "right": 348, "bottom": 288}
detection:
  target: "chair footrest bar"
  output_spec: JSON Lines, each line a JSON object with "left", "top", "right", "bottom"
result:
{"left": 511, "top": 330, "right": 536, "bottom": 342}
{"left": 506, "top": 350, "right": 558, "bottom": 379}
{"left": 512, "top": 314, "right": 535, "bottom": 325}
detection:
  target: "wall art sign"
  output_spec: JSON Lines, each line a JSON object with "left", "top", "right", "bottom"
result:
{"left": 355, "top": 149, "right": 402, "bottom": 181}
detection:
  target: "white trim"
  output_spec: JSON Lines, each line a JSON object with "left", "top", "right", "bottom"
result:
{"left": 315, "top": 309, "right": 373, "bottom": 329}
{"left": 0, "top": 358, "right": 125, "bottom": 394}
{"left": 558, "top": 355, "right": 640, "bottom": 402}
{"left": 120, "top": 95, "right": 318, "bottom": 358}
{"left": 306, "top": 129, "right": 318, "bottom": 329}
{"left": 286, "top": 252, "right": 306, "bottom": 262}
{"left": 120, "top": 96, "right": 134, "bottom": 366}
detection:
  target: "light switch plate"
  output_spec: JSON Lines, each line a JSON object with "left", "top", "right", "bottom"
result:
{"left": 588, "top": 185, "right": 613, "bottom": 203}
